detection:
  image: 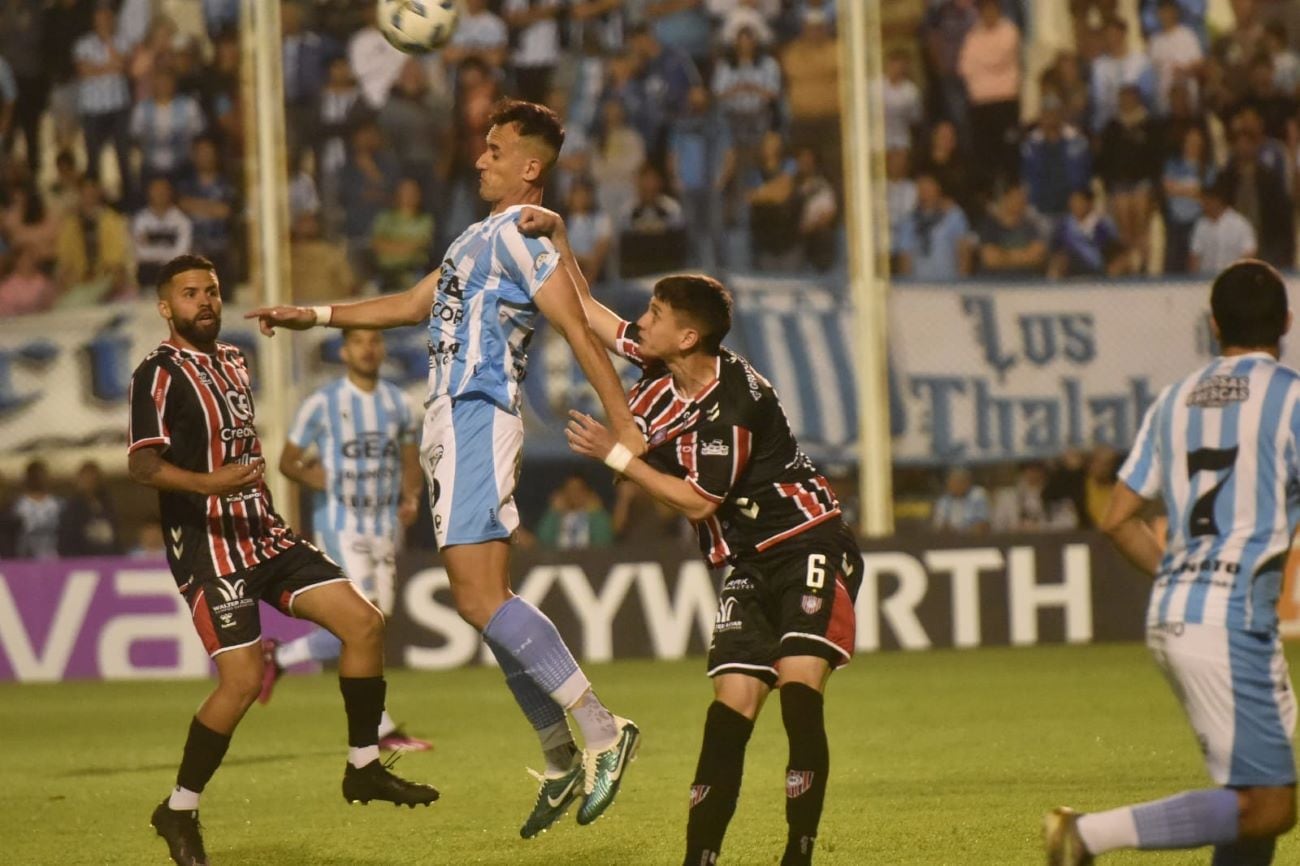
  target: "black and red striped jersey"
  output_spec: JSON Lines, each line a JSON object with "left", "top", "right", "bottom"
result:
{"left": 128, "top": 340, "right": 296, "bottom": 588}
{"left": 615, "top": 321, "right": 842, "bottom": 567}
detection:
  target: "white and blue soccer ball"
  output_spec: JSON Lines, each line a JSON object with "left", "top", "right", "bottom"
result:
{"left": 377, "top": 0, "right": 459, "bottom": 54}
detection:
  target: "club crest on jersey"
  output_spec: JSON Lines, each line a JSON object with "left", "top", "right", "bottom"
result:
{"left": 224, "top": 389, "right": 253, "bottom": 421}
{"left": 786, "top": 770, "right": 814, "bottom": 798}
{"left": 801, "top": 594, "right": 822, "bottom": 614}
{"left": 689, "top": 785, "right": 711, "bottom": 808}
{"left": 700, "top": 439, "right": 729, "bottom": 457}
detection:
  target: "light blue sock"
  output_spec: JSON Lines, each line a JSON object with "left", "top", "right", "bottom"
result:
{"left": 305, "top": 628, "right": 342, "bottom": 662}
{"left": 482, "top": 597, "right": 589, "bottom": 707}
{"left": 275, "top": 628, "right": 342, "bottom": 667}
{"left": 1213, "top": 837, "right": 1276, "bottom": 865}
{"left": 1133, "top": 789, "right": 1239, "bottom": 849}
{"left": 484, "top": 634, "right": 567, "bottom": 731}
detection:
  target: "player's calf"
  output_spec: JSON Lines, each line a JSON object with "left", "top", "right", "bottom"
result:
{"left": 683, "top": 701, "right": 754, "bottom": 865}
{"left": 779, "top": 683, "right": 829, "bottom": 866}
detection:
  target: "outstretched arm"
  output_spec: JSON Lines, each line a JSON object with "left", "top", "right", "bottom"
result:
{"left": 1100, "top": 482, "right": 1162, "bottom": 577}
{"left": 518, "top": 206, "right": 623, "bottom": 351}
{"left": 245, "top": 268, "right": 441, "bottom": 335}
{"left": 534, "top": 267, "right": 643, "bottom": 455}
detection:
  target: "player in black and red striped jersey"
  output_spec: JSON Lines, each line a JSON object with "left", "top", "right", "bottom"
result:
{"left": 522, "top": 200, "right": 861, "bottom": 866}
{"left": 127, "top": 255, "right": 437, "bottom": 866}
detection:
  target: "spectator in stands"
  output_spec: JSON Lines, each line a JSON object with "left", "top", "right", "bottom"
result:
{"left": 130, "top": 67, "right": 205, "bottom": 187}
{"left": 9, "top": 459, "right": 61, "bottom": 560}
{"left": 626, "top": 22, "right": 702, "bottom": 169}
{"left": 932, "top": 466, "right": 990, "bottom": 534}
{"left": 1138, "top": 0, "right": 1206, "bottom": 44}
{"left": 281, "top": 0, "right": 341, "bottom": 162}
{"left": 0, "top": 57, "right": 16, "bottom": 155}
{"left": 128, "top": 16, "right": 177, "bottom": 101}
{"left": 568, "top": 0, "right": 624, "bottom": 58}
{"left": 378, "top": 58, "right": 449, "bottom": 217}
{"left": 129, "top": 522, "right": 165, "bottom": 558}
{"left": 883, "top": 47, "right": 923, "bottom": 154}
{"left": 781, "top": 8, "right": 840, "bottom": 187}
{"left": 339, "top": 118, "right": 400, "bottom": 286}
{"left": 289, "top": 209, "right": 356, "bottom": 302}
{"left": 178, "top": 136, "right": 237, "bottom": 296}
{"left": 895, "top": 172, "right": 972, "bottom": 281}
{"left": 49, "top": 150, "right": 83, "bottom": 217}
{"left": 59, "top": 460, "right": 121, "bottom": 556}
{"left": 1214, "top": 0, "right": 1266, "bottom": 100}
{"left": 1, "top": 184, "right": 60, "bottom": 267}
{"left": 132, "top": 176, "right": 191, "bottom": 288}
{"left": 537, "top": 474, "right": 613, "bottom": 550}
{"left": 713, "top": 26, "right": 781, "bottom": 228}
{"left": 668, "top": 85, "right": 719, "bottom": 267}
{"left": 1188, "top": 181, "right": 1257, "bottom": 275}
{"left": 449, "top": 56, "right": 500, "bottom": 223}
{"left": 1048, "top": 188, "right": 1127, "bottom": 278}
{"left": 1040, "top": 51, "right": 1089, "bottom": 131}
{"left": 55, "top": 177, "right": 131, "bottom": 304}
{"left": 1263, "top": 21, "right": 1299, "bottom": 98}
{"left": 1157, "top": 77, "right": 1210, "bottom": 159}
{"left": 611, "top": 481, "right": 691, "bottom": 545}
{"left": 920, "top": 0, "right": 977, "bottom": 151}
{"left": 564, "top": 177, "right": 613, "bottom": 281}
{"left": 504, "top": 0, "right": 563, "bottom": 104}
{"left": 442, "top": 0, "right": 508, "bottom": 71}
{"left": 886, "top": 148, "right": 917, "bottom": 262}
{"left": 45, "top": 0, "right": 95, "bottom": 158}
{"left": 347, "top": 4, "right": 407, "bottom": 112}
{"left": 795, "top": 146, "right": 837, "bottom": 272}
{"left": 1161, "top": 125, "right": 1216, "bottom": 273}
{"left": 918, "top": 120, "right": 976, "bottom": 219}
{"left": 746, "top": 130, "right": 803, "bottom": 271}
{"left": 992, "top": 461, "right": 1079, "bottom": 532}
{"left": 287, "top": 151, "right": 320, "bottom": 221}
{"left": 1230, "top": 55, "right": 1297, "bottom": 140}
{"left": 1089, "top": 17, "right": 1155, "bottom": 133}
{"left": 370, "top": 177, "right": 433, "bottom": 293}
{"left": 715, "top": 0, "right": 777, "bottom": 48}
{"left": 0, "top": 0, "right": 48, "bottom": 174}
{"left": 1147, "top": 0, "right": 1203, "bottom": 116}
{"left": 619, "top": 162, "right": 687, "bottom": 277}
{"left": 1083, "top": 445, "right": 1120, "bottom": 528}
{"left": 1097, "top": 84, "right": 1160, "bottom": 271}
{"left": 591, "top": 97, "right": 647, "bottom": 236}
{"left": 958, "top": 0, "right": 1021, "bottom": 191}
{"left": 1019, "top": 94, "right": 1092, "bottom": 221}
{"left": 0, "top": 244, "right": 57, "bottom": 316}
{"left": 1218, "top": 120, "right": 1294, "bottom": 269}
{"left": 977, "top": 181, "right": 1048, "bottom": 277}
{"left": 74, "top": 3, "right": 133, "bottom": 200}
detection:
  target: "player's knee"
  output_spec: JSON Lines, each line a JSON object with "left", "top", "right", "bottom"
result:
{"left": 1238, "top": 788, "right": 1297, "bottom": 837}
{"left": 453, "top": 595, "right": 496, "bottom": 631}
{"left": 353, "top": 605, "right": 385, "bottom": 645}
{"left": 221, "top": 667, "right": 265, "bottom": 708}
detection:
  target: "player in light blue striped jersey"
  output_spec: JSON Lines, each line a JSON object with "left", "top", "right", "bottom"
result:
{"left": 247, "top": 99, "right": 644, "bottom": 836}
{"left": 259, "top": 329, "right": 430, "bottom": 752}
{"left": 1045, "top": 260, "right": 1299, "bottom": 865}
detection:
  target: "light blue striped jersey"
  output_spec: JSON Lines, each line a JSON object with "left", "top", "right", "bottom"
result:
{"left": 288, "top": 377, "right": 417, "bottom": 537}
{"left": 1120, "top": 352, "right": 1300, "bottom": 633}
{"left": 427, "top": 204, "right": 561, "bottom": 415}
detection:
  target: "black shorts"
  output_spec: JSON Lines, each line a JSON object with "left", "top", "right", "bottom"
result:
{"left": 182, "top": 542, "right": 349, "bottom": 657}
{"left": 707, "top": 520, "right": 863, "bottom": 687}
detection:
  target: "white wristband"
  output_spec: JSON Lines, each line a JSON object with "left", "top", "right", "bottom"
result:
{"left": 310, "top": 305, "right": 333, "bottom": 327}
{"left": 604, "top": 442, "right": 633, "bottom": 474}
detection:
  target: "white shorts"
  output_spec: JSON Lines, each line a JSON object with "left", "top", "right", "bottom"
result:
{"left": 420, "top": 394, "right": 522, "bottom": 549}
{"left": 1147, "top": 622, "right": 1297, "bottom": 787}
{"left": 315, "top": 530, "right": 396, "bottom": 615}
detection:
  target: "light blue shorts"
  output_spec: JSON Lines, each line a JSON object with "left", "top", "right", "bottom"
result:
{"left": 420, "top": 394, "right": 522, "bottom": 549}
{"left": 1147, "top": 622, "right": 1297, "bottom": 787}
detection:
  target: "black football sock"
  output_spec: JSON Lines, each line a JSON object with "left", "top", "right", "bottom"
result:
{"left": 780, "top": 683, "right": 829, "bottom": 866}
{"left": 175, "top": 716, "right": 232, "bottom": 799}
{"left": 339, "top": 676, "right": 386, "bottom": 754}
{"left": 684, "top": 701, "right": 754, "bottom": 866}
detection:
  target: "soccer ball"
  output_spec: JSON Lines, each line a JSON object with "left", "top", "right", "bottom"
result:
{"left": 378, "top": 0, "right": 459, "bottom": 54}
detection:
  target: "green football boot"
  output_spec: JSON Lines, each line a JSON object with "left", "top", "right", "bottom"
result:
{"left": 520, "top": 761, "right": 584, "bottom": 839}
{"left": 576, "top": 717, "right": 640, "bottom": 826}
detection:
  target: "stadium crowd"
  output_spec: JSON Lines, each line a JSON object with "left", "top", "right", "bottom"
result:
{"left": 0, "top": 0, "right": 843, "bottom": 317}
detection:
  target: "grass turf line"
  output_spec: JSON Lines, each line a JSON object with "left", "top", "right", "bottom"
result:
{"left": 0, "top": 644, "right": 1295, "bottom": 865}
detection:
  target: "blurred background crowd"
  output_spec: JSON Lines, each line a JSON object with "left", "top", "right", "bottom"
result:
{"left": 1, "top": 0, "right": 1297, "bottom": 556}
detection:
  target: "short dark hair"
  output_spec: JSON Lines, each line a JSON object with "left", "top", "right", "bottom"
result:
{"left": 653, "top": 274, "right": 733, "bottom": 355}
{"left": 488, "top": 98, "right": 565, "bottom": 157}
{"left": 157, "top": 253, "right": 216, "bottom": 293}
{"left": 1210, "top": 259, "right": 1288, "bottom": 349}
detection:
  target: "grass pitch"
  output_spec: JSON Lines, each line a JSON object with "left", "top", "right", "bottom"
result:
{"left": 2, "top": 644, "right": 1296, "bottom": 865}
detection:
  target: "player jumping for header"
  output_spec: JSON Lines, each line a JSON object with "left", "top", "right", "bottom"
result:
{"left": 129, "top": 255, "right": 438, "bottom": 866}
{"left": 1045, "top": 259, "right": 1299, "bottom": 865}
{"left": 260, "top": 328, "right": 431, "bottom": 753}
{"left": 246, "top": 99, "right": 644, "bottom": 837}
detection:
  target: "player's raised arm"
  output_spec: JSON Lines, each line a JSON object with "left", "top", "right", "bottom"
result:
{"left": 518, "top": 206, "right": 623, "bottom": 351}
{"left": 534, "top": 264, "right": 644, "bottom": 454}
{"left": 244, "top": 267, "right": 441, "bottom": 335}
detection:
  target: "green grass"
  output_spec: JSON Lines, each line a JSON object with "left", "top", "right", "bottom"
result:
{"left": 1, "top": 644, "right": 1296, "bottom": 865}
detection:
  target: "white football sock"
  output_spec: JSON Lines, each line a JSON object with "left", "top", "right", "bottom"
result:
{"left": 377, "top": 710, "right": 397, "bottom": 739}
{"left": 1078, "top": 807, "right": 1139, "bottom": 854}
{"left": 168, "top": 786, "right": 200, "bottom": 811}
{"left": 275, "top": 636, "right": 314, "bottom": 668}
{"left": 348, "top": 745, "right": 380, "bottom": 768}
{"left": 569, "top": 689, "right": 620, "bottom": 752}
{"left": 539, "top": 720, "right": 579, "bottom": 776}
